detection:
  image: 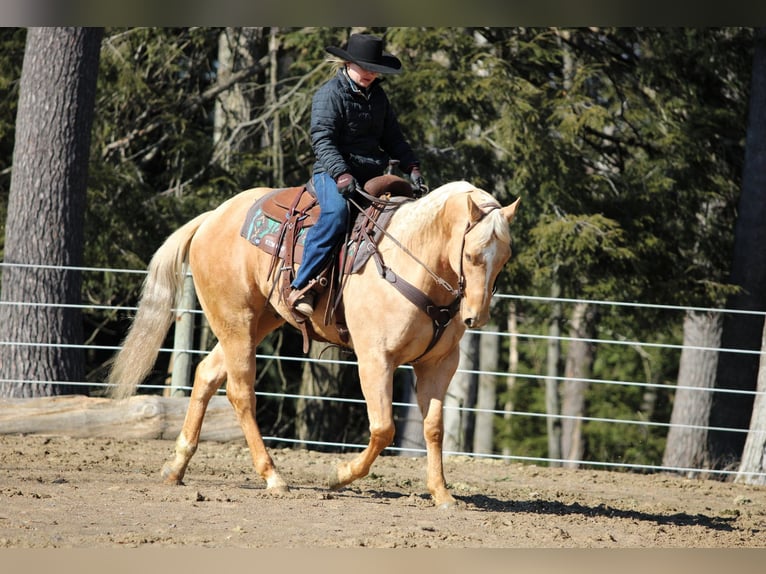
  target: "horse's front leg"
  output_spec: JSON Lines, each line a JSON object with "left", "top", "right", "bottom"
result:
{"left": 329, "top": 360, "right": 395, "bottom": 490}
{"left": 413, "top": 351, "right": 460, "bottom": 509}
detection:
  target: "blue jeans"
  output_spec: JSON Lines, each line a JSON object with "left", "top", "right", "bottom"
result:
{"left": 291, "top": 172, "right": 350, "bottom": 289}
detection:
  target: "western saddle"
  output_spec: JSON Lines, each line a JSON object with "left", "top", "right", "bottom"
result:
{"left": 240, "top": 174, "right": 415, "bottom": 351}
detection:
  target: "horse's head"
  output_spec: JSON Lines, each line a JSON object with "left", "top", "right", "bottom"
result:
{"left": 450, "top": 191, "right": 521, "bottom": 329}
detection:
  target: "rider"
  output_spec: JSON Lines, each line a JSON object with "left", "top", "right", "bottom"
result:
{"left": 287, "top": 33, "right": 426, "bottom": 318}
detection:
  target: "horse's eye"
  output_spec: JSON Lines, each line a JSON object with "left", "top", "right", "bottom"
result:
{"left": 465, "top": 253, "right": 473, "bottom": 263}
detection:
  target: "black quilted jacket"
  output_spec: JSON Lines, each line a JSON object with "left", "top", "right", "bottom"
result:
{"left": 310, "top": 69, "right": 419, "bottom": 185}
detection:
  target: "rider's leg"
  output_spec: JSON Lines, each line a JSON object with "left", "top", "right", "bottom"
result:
{"left": 289, "top": 172, "right": 349, "bottom": 316}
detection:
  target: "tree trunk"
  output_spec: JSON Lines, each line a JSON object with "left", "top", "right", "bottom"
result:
{"left": 473, "top": 325, "right": 499, "bottom": 454}
{"left": 443, "top": 332, "right": 478, "bottom": 453}
{"left": 710, "top": 27, "right": 766, "bottom": 467}
{"left": 561, "top": 302, "right": 594, "bottom": 468}
{"left": 213, "top": 27, "right": 263, "bottom": 169}
{"left": 502, "top": 302, "right": 519, "bottom": 457}
{"left": 394, "top": 369, "right": 425, "bottom": 454}
{"left": 546, "top": 282, "right": 563, "bottom": 466}
{"left": 295, "top": 342, "right": 363, "bottom": 450}
{"left": 0, "top": 27, "right": 102, "bottom": 398}
{"left": 662, "top": 311, "right": 721, "bottom": 475}
{"left": 267, "top": 27, "right": 284, "bottom": 187}
{"left": 736, "top": 317, "right": 766, "bottom": 485}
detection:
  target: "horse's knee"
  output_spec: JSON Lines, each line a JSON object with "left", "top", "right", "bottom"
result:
{"left": 423, "top": 419, "right": 444, "bottom": 445}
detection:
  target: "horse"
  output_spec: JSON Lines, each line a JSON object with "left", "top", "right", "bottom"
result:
{"left": 108, "top": 179, "right": 520, "bottom": 508}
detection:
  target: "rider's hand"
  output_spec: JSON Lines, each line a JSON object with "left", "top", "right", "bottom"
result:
{"left": 336, "top": 173, "right": 357, "bottom": 197}
{"left": 409, "top": 166, "right": 427, "bottom": 196}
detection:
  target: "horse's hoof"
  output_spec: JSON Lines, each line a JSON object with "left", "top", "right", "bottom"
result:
{"left": 435, "top": 496, "right": 458, "bottom": 510}
{"left": 161, "top": 464, "right": 183, "bottom": 485}
{"left": 327, "top": 469, "right": 344, "bottom": 491}
{"left": 266, "top": 484, "right": 290, "bottom": 496}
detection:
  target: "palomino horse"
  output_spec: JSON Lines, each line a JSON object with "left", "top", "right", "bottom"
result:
{"left": 108, "top": 180, "right": 520, "bottom": 508}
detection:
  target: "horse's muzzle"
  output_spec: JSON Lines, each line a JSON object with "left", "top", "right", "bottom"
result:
{"left": 464, "top": 316, "right": 483, "bottom": 329}
{"left": 463, "top": 309, "right": 490, "bottom": 329}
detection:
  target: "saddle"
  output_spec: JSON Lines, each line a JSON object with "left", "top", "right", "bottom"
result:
{"left": 240, "top": 174, "right": 415, "bottom": 350}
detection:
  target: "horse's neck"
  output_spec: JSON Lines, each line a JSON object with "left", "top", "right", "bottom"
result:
{"left": 385, "top": 202, "right": 460, "bottom": 296}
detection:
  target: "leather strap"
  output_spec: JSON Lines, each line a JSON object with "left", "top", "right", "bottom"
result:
{"left": 371, "top": 252, "right": 461, "bottom": 363}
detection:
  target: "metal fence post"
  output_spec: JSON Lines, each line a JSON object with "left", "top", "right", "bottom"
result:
{"left": 168, "top": 272, "right": 197, "bottom": 397}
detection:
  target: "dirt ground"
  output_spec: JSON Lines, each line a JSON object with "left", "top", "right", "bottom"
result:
{"left": 0, "top": 434, "right": 764, "bottom": 548}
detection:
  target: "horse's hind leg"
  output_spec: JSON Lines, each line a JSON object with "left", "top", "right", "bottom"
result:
{"left": 222, "top": 330, "right": 289, "bottom": 494}
{"left": 162, "top": 343, "right": 227, "bottom": 484}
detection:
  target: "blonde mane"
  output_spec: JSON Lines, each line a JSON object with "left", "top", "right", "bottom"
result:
{"left": 392, "top": 181, "right": 509, "bottom": 248}
{"left": 393, "top": 181, "right": 475, "bottom": 233}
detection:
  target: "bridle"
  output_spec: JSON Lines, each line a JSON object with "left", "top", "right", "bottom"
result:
{"left": 348, "top": 190, "right": 500, "bottom": 362}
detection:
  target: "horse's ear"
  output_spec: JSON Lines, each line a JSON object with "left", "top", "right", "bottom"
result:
{"left": 467, "top": 195, "right": 485, "bottom": 222}
{"left": 501, "top": 197, "right": 521, "bottom": 223}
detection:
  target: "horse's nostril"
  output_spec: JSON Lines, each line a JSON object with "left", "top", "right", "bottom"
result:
{"left": 464, "top": 317, "right": 474, "bottom": 328}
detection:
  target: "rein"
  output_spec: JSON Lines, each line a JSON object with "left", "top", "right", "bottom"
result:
{"left": 348, "top": 189, "right": 498, "bottom": 362}
{"left": 349, "top": 189, "right": 461, "bottom": 298}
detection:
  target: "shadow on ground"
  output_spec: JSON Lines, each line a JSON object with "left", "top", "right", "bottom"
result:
{"left": 460, "top": 493, "right": 737, "bottom": 532}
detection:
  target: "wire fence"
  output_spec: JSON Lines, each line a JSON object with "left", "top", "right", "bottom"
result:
{"left": 1, "top": 261, "right": 765, "bottom": 480}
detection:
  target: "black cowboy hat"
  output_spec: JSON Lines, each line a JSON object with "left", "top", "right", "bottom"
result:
{"left": 325, "top": 33, "right": 402, "bottom": 75}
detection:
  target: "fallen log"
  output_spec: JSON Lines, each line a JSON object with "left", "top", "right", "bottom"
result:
{"left": 0, "top": 394, "right": 242, "bottom": 441}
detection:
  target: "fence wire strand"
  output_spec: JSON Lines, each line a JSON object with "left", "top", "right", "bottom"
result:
{"left": 1, "top": 261, "right": 765, "bottom": 479}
